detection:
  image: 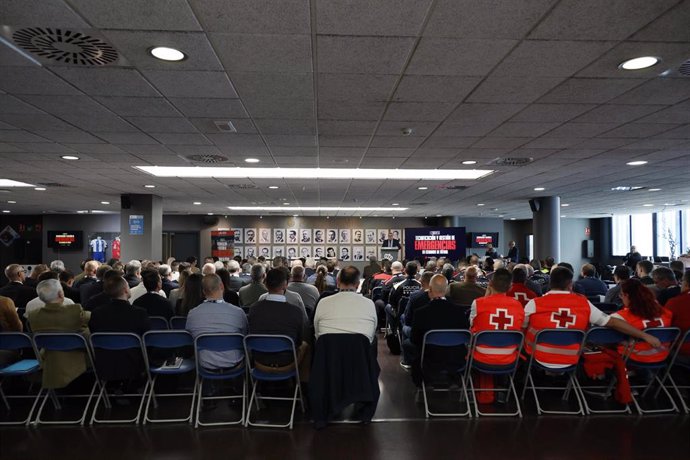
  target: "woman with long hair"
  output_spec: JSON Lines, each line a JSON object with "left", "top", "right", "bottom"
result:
{"left": 177, "top": 273, "right": 204, "bottom": 316}
{"left": 313, "top": 265, "right": 329, "bottom": 294}
{"left": 216, "top": 268, "right": 240, "bottom": 305}
{"left": 612, "top": 278, "right": 673, "bottom": 362}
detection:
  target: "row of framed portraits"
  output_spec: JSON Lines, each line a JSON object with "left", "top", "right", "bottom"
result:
{"left": 234, "top": 246, "right": 379, "bottom": 261}
{"left": 233, "top": 228, "right": 403, "bottom": 245}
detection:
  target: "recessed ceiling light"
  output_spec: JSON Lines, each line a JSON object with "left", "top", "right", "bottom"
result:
{"left": 207, "top": 212, "right": 213, "bottom": 215}
{"left": 144, "top": 184, "right": 156, "bottom": 188}
{"left": 90, "top": 210, "right": 106, "bottom": 214}
{"left": 462, "top": 160, "right": 477, "bottom": 165}
{"left": 193, "top": 201, "right": 201, "bottom": 205}
{"left": 244, "top": 158, "right": 260, "bottom": 163}
{"left": 648, "top": 188, "right": 661, "bottom": 192}
{"left": 7, "top": 200, "right": 16, "bottom": 204}
{"left": 477, "top": 203, "right": 485, "bottom": 206}
{"left": 283, "top": 202, "right": 290, "bottom": 205}
{"left": 149, "top": 46, "right": 186, "bottom": 62}
{"left": 135, "top": 166, "right": 494, "bottom": 181}
{"left": 611, "top": 186, "right": 644, "bottom": 191}
{"left": 626, "top": 160, "right": 648, "bottom": 166}
{"left": 228, "top": 206, "right": 407, "bottom": 212}
{"left": 392, "top": 203, "right": 399, "bottom": 206}
{"left": 268, "top": 186, "right": 279, "bottom": 189}
{"left": 2, "top": 210, "right": 10, "bottom": 213}
{"left": 100, "top": 201, "right": 110, "bottom": 205}
{"left": 0, "top": 179, "right": 34, "bottom": 187}
{"left": 76, "top": 210, "right": 88, "bottom": 214}
{"left": 417, "top": 186, "right": 428, "bottom": 190}
{"left": 642, "top": 204, "right": 654, "bottom": 207}
{"left": 561, "top": 203, "right": 570, "bottom": 207}
{"left": 435, "top": 214, "right": 442, "bottom": 217}
{"left": 34, "top": 187, "right": 46, "bottom": 191}
{"left": 510, "top": 218, "right": 516, "bottom": 220}
{"left": 534, "top": 187, "right": 545, "bottom": 191}
{"left": 60, "top": 155, "right": 80, "bottom": 160}
{"left": 619, "top": 56, "right": 659, "bottom": 70}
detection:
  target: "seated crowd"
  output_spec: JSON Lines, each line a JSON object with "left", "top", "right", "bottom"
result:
{"left": 0, "top": 249, "right": 688, "bottom": 422}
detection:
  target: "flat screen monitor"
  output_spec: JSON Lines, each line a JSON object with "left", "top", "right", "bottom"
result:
{"left": 468, "top": 232, "right": 499, "bottom": 248}
{"left": 47, "top": 231, "right": 83, "bottom": 251}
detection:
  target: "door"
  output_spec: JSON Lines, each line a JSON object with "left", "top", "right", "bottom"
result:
{"left": 163, "top": 232, "right": 200, "bottom": 263}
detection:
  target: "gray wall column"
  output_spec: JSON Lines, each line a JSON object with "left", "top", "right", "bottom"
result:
{"left": 120, "top": 194, "right": 163, "bottom": 262}
{"left": 532, "top": 196, "right": 561, "bottom": 262}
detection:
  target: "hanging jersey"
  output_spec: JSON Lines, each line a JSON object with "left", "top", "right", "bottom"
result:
{"left": 90, "top": 238, "right": 107, "bottom": 253}
{"left": 471, "top": 294, "right": 525, "bottom": 365}
{"left": 613, "top": 307, "right": 674, "bottom": 363}
{"left": 507, "top": 283, "right": 537, "bottom": 307}
{"left": 112, "top": 239, "right": 121, "bottom": 259}
{"left": 524, "top": 293, "right": 594, "bottom": 366}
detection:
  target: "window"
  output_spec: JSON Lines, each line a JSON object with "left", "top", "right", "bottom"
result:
{"left": 631, "top": 214, "right": 653, "bottom": 258}
{"left": 656, "top": 210, "right": 680, "bottom": 258}
{"left": 612, "top": 215, "right": 630, "bottom": 256}
{"left": 682, "top": 208, "right": 690, "bottom": 255}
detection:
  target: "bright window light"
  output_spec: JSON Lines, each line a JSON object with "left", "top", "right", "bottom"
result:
{"left": 134, "top": 166, "right": 494, "bottom": 181}
{"left": 619, "top": 56, "right": 659, "bottom": 70}
{"left": 227, "top": 206, "right": 408, "bottom": 212}
{"left": 149, "top": 46, "right": 185, "bottom": 62}
{"left": 0, "top": 179, "right": 35, "bottom": 187}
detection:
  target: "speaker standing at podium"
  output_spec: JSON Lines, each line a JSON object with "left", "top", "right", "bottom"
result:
{"left": 381, "top": 232, "right": 402, "bottom": 251}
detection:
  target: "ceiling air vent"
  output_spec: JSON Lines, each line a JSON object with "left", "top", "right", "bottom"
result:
{"left": 679, "top": 59, "right": 690, "bottom": 76}
{"left": 226, "top": 184, "right": 257, "bottom": 190}
{"left": 38, "top": 183, "right": 69, "bottom": 187}
{"left": 214, "top": 120, "right": 237, "bottom": 133}
{"left": 12, "top": 28, "right": 118, "bottom": 66}
{"left": 441, "top": 185, "right": 468, "bottom": 190}
{"left": 490, "top": 157, "right": 534, "bottom": 166}
{"left": 186, "top": 154, "right": 229, "bottom": 164}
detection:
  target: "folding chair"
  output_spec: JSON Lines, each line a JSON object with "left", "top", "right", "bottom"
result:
{"left": 193, "top": 333, "right": 246, "bottom": 427}
{"left": 169, "top": 316, "right": 187, "bottom": 330}
{"left": 420, "top": 329, "right": 472, "bottom": 418}
{"left": 243, "top": 334, "right": 304, "bottom": 429}
{"left": 660, "top": 329, "right": 690, "bottom": 414}
{"left": 0, "top": 332, "right": 42, "bottom": 426}
{"left": 32, "top": 333, "right": 101, "bottom": 425}
{"left": 142, "top": 330, "right": 196, "bottom": 424}
{"left": 371, "top": 286, "right": 383, "bottom": 304}
{"left": 89, "top": 333, "right": 149, "bottom": 425}
{"left": 467, "top": 330, "right": 524, "bottom": 417}
{"left": 521, "top": 329, "right": 586, "bottom": 416}
{"left": 625, "top": 327, "right": 680, "bottom": 414}
{"left": 576, "top": 327, "right": 632, "bottom": 415}
{"left": 149, "top": 316, "right": 170, "bottom": 330}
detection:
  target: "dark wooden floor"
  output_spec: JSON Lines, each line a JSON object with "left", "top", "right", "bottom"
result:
{"left": 1, "top": 338, "right": 689, "bottom": 460}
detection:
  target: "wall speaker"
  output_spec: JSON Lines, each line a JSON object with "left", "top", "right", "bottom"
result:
{"left": 202, "top": 215, "right": 219, "bottom": 226}
{"left": 121, "top": 194, "right": 131, "bottom": 209}
{"left": 529, "top": 198, "right": 540, "bottom": 213}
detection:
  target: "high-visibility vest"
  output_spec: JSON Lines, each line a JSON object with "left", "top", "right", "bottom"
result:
{"left": 471, "top": 294, "right": 525, "bottom": 365}
{"left": 507, "top": 283, "right": 537, "bottom": 307}
{"left": 616, "top": 307, "right": 674, "bottom": 363}
{"left": 525, "top": 293, "right": 590, "bottom": 365}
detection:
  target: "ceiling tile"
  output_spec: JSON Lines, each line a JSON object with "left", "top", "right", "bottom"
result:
{"left": 577, "top": 42, "right": 690, "bottom": 79}
{"left": 50, "top": 68, "right": 160, "bottom": 97}
{"left": 317, "top": 120, "right": 377, "bottom": 136}
{"left": 0, "top": 67, "right": 82, "bottom": 95}
{"left": 127, "top": 116, "right": 198, "bottom": 133}
{"left": 538, "top": 78, "right": 644, "bottom": 104}
{"left": 316, "top": 0, "right": 429, "bottom": 36}
{"left": 169, "top": 98, "right": 249, "bottom": 118}
{"left": 318, "top": 101, "right": 385, "bottom": 121}
{"left": 210, "top": 33, "right": 312, "bottom": 73}
{"left": 318, "top": 73, "right": 396, "bottom": 101}
{"left": 510, "top": 103, "right": 596, "bottom": 122}
{"left": 243, "top": 98, "right": 314, "bottom": 119}
{"left": 406, "top": 38, "right": 517, "bottom": 76}
{"left": 151, "top": 133, "right": 212, "bottom": 145}
{"left": 467, "top": 76, "right": 565, "bottom": 103}
{"left": 383, "top": 102, "right": 455, "bottom": 121}
{"left": 189, "top": 118, "right": 257, "bottom": 134}
{"left": 188, "top": 0, "right": 310, "bottom": 34}
{"left": 572, "top": 104, "right": 667, "bottom": 124}
{"left": 143, "top": 71, "right": 238, "bottom": 98}
{"left": 394, "top": 76, "right": 481, "bottom": 102}
{"left": 490, "top": 122, "right": 561, "bottom": 138}
{"left": 230, "top": 72, "right": 313, "bottom": 100}
{"left": 608, "top": 79, "right": 690, "bottom": 105}
{"left": 95, "top": 97, "right": 180, "bottom": 117}
{"left": 631, "top": 0, "right": 690, "bottom": 42}
{"left": 0, "top": 0, "right": 90, "bottom": 27}
{"left": 317, "top": 36, "right": 415, "bottom": 74}
{"left": 69, "top": 0, "right": 201, "bottom": 30}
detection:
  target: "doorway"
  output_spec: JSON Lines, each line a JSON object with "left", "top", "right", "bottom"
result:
{"left": 163, "top": 232, "right": 200, "bottom": 263}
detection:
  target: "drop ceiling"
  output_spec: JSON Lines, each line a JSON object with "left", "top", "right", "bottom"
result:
{"left": 0, "top": 0, "right": 689, "bottom": 219}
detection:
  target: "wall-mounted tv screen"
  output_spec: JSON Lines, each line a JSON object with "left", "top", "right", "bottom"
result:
{"left": 468, "top": 232, "right": 499, "bottom": 248}
{"left": 47, "top": 231, "right": 83, "bottom": 251}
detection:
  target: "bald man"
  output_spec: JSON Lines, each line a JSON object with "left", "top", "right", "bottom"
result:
{"left": 409, "top": 275, "right": 469, "bottom": 386}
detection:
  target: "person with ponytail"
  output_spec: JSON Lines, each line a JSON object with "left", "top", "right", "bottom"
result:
{"left": 313, "top": 265, "right": 329, "bottom": 294}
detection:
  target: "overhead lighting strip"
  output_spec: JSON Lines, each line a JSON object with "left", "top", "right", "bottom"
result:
{"left": 227, "top": 206, "right": 408, "bottom": 212}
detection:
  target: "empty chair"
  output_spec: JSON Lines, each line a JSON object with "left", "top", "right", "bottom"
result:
{"left": 89, "top": 333, "right": 149, "bottom": 425}
{"left": 149, "top": 316, "right": 169, "bottom": 331}
{"left": 467, "top": 330, "right": 524, "bottom": 417}
{"left": 243, "top": 335, "right": 304, "bottom": 429}
{"left": 142, "top": 331, "right": 196, "bottom": 424}
{"left": 169, "top": 316, "right": 187, "bottom": 330}
{"left": 32, "top": 333, "right": 101, "bottom": 425}
{"left": 0, "top": 332, "right": 42, "bottom": 426}
{"left": 660, "top": 329, "right": 690, "bottom": 414}
{"left": 420, "top": 329, "right": 472, "bottom": 418}
{"left": 521, "top": 329, "right": 586, "bottom": 416}
{"left": 193, "top": 333, "right": 246, "bottom": 427}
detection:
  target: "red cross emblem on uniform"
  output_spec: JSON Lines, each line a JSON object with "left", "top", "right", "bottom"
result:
{"left": 551, "top": 308, "right": 576, "bottom": 328}
{"left": 642, "top": 318, "right": 664, "bottom": 328}
{"left": 514, "top": 292, "right": 528, "bottom": 302}
{"left": 489, "top": 308, "right": 514, "bottom": 330}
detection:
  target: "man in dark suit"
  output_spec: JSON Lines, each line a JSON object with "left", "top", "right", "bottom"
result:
{"left": 83, "top": 269, "right": 124, "bottom": 311}
{"left": 133, "top": 269, "right": 174, "bottom": 320}
{"left": 224, "top": 260, "right": 246, "bottom": 291}
{"left": 89, "top": 276, "right": 151, "bottom": 383}
{"left": 507, "top": 241, "right": 519, "bottom": 263}
{"left": 624, "top": 245, "right": 642, "bottom": 271}
{"left": 381, "top": 231, "right": 402, "bottom": 251}
{"left": 0, "top": 264, "right": 36, "bottom": 311}
{"left": 80, "top": 264, "right": 111, "bottom": 311}
{"left": 410, "top": 274, "right": 469, "bottom": 386}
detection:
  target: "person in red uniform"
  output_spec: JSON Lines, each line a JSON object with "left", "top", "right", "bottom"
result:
{"left": 610, "top": 278, "right": 673, "bottom": 363}
{"left": 470, "top": 268, "right": 525, "bottom": 365}
{"left": 506, "top": 266, "right": 537, "bottom": 307}
{"left": 523, "top": 267, "right": 661, "bottom": 368}
{"left": 660, "top": 271, "right": 689, "bottom": 362}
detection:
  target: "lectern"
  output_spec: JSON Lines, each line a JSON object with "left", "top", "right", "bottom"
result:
{"left": 381, "top": 247, "right": 399, "bottom": 262}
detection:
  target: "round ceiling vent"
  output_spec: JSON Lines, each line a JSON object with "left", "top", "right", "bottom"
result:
{"left": 186, "top": 154, "right": 229, "bottom": 164}
{"left": 12, "top": 28, "right": 118, "bottom": 66}
{"left": 679, "top": 59, "right": 690, "bottom": 76}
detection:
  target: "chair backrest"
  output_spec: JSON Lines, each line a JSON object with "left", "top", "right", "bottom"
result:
{"left": 534, "top": 328, "right": 585, "bottom": 346}
{"left": 143, "top": 330, "right": 193, "bottom": 349}
{"left": 149, "top": 316, "right": 170, "bottom": 330}
{"left": 90, "top": 332, "right": 143, "bottom": 351}
{"left": 593, "top": 302, "right": 620, "bottom": 314}
{"left": 169, "top": 316, "right": 187, "bottom": 330}
{"left": 641, "top": 327, "right": 680, "bottom": 345}
{"left": 584, "top": 327, "right": 628, "bottom": 345}
{"left": 473, "top": 330, "right": 524, "bottom": 348}
{"left": 0, "top": 332, "right": 35, "bottom": 351}
{"left": 244, "top": 334, "right": 295, "bottom": 354}
{"left": 33, "top": 332, "right": 89, "bottom": 351}
{"left": 371, "top": 286, "right": 383, "bottom": 302}
{"left": 423, "top": 329, "right": 471, "bottom": 348}
{"left": 195, "top": 333, "right": 244, "bottom": 353}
